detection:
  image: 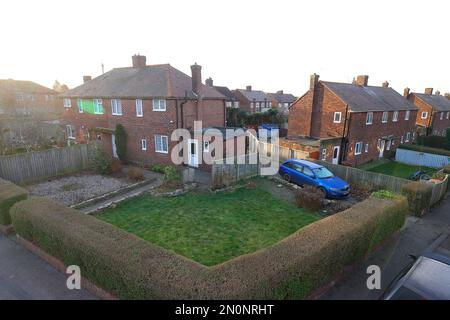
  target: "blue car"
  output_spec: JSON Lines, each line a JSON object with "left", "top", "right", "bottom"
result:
{"left": 278, "top": 159, "right": 350, "bottom": 199}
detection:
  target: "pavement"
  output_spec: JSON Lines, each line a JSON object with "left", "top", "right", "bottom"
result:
{"left": 0, "top": 234, "right": 97, "bottom": 300}
{"left": 319, "top": 193, "right": 450, "bottom": 300}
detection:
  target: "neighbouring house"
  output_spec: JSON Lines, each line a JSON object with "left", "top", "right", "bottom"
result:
{"left": 286, "top": 74, "right": 418, "bottom": 167}
{"left": 233, "top": 86, "right": 272, "bottom": 113}
{"left": 405, "top": 88, "right": 450, "bottom": 137}
{"left": 267, "top": 90, "right": 296, "bottom": 129}
{"left": 0, "top": 79, "right": 61, "bottom": 149}
{"left": 61, "top": 55, "right": 248, "bottom": 170}
{"left": 205, "top": 77, "right": 239, "bottom": 109}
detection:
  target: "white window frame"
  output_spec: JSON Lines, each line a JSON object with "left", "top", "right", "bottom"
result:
{"left": 111, "top": 99, "right": 122, "bottom": 116}
{"left": 66, "top": 125, "right": 75, "bottom": 139}
{"left": 447, "top": 112, "right": 449, "bottom": 120}
{"left": 135, "top": 99, "right": 143, "bottom": 117}
{"left": 440, "top": 112, "right": 444, "bottom": 120}
{"left": 154, "top": 134, "right": 169, "bottom": 154}
{"left": 152, "top": 99, "right": 166, "bottom": 111}
{"left": 393, "top": 111, "right": 398, "bottom": 122}
{"left": 405, "top": 110, "right": 410, "bottom": 121}
{"left": 365, "top": 143, "right": 369, "bottom": 153}
{"left": 382, "top": 111, "right": 388, "bottom": 123}
{"left": 93, "top": 99, "right": 103, "bottom": 114}
{"left": 421, "top": 111, "right": 428, "bottom": 119}
{"left": 366, "top": 112, "right": 373, "bottom": 125}
{"left": 321, "top": 148, "right": 327, "bottom": 160}
{"left": 401, "top": 135, "right": 404, "bottom": 143}
{"left": 203, "top": 140, "right": 210, "bottom": 153}
{"left": 77, "top": 99, "right": 84, "bottom": 113}
{"left": 141, "top": 139, "right": 147, "bottom": 151}
{"left": 63, "top": 98, "right": 71, "bottom": 108}
{"left": 333, "top": 112, "right": 342, "bottom": 123}
{"left": 355, "top": 142, "right": 363, "bottom": 155}
{"left": 405, "top": 132, "right": 411, "bottom": 142}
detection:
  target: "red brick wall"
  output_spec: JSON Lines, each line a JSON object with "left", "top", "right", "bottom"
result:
{"left": 409, "top": 94, "right": 450, "bottom": 135}
{"left": 409, "top": 95, "right": 433, "bottom": 128}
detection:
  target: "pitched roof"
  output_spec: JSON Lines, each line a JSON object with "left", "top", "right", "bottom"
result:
{"left": 0, "top": 79, "right": 55, "bottom": 94}
{"left": 322, "top": 81, "right": 417, "bottom": 112}
{"left": 269, "top": 92, "right": 296, "bottom": 104}
{"left": 61, "top": 64, "right": 225, "bottom": 99}
{"left": 234, "top": 88, "right": 269, "bottom": 102}
{"left": 212, "top": 86, "right": 239, "bottom": 101}
{"left": 414, "top": 93, "right": 450, "bottom": 112}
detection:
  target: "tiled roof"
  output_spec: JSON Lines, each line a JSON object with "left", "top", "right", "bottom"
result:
{"left": 0, "top": 79, "right": 55, "bottom": 94}
{"left": 61, "top": 64, "right": 225, "bottom": 99}
{"left": 213, "top": 86, "right": 239, "bottom": 101}
{"left": 322, "top": 81, "right": 418, "bottom": 112}
{"left": 234, "top": 88, "right": 270, "bottom": 102}
{"left": 269, "top": 92, "right": 296, "bottom": 104}
{"left": 414, "top": 93, "right": 450, "bottom": 112}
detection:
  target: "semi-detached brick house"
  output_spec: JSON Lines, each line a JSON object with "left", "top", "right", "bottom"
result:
{"left": 233, "top": 86, "right": 272, "bottom": 113}
{"left": 61, "top": 55, "right": 235, "bottom": 170}
{"left": 286, "top": 74, "right": 418, "bottom": 167}
{"left": 405, "top": 88, "right": 450, "bottom": 136}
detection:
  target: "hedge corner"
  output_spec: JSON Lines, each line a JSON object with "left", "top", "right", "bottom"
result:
{"left": 401, "top": 181, "right": 432, "bottom": 217}
{"left": 0, "top": 180, "right": 28, "bottom": 226}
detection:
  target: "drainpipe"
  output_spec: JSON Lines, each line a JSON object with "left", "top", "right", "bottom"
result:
{"left": 427, "top": 110, "right": 434, "bottom": 136}
{"left": 339, "top": 104, "right": 350, "bottom": 164}
{"left": 180, "top": 90, "right": 188, "bottom": 129}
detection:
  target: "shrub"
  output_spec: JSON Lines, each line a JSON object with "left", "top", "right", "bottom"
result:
{"left": 127, "top": 167, "right": 145, "bottom": 181}
{"left": 10, "top": 195, "right": 407, "bottom": 299}
{"left": 111, "top": 159, "right": 123, "bottom": 174}
{"left": 0, "top": 179, "right": 28, "bottom": 225}
{"left": 115, "top": 124, "right": 128, "bottom": 161}
{"left": 401, "top": 181, "right": 432, "bottom": 217}
{"left": 372, "top": 190, "right": 395, "bottom": 199}
{"left": 431, "top": 172, "right": 446, "bottom": 181}
{"left": 151, "top": 164, "right": 166, "bottom": 174}
{"left": 90, "top": 148, "right": 112, "bottom": 175}
{"left": 295, "top": 186, "right": 325, "bottom": 211}
{"left": 417, "top": 135, "right": 449, "bottom": 150}
{"left": 161, "top": 166, "right": 183, "bottom": 189}
{"left": 443, "top": 165, "right": 450, "bottom": 175}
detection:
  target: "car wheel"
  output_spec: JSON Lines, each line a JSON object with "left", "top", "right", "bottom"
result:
{"left": 318, "top": 187, "right": 327, "bottom": 197}
{"left": 283, "top": 174, "right": 291, "bottom": 182}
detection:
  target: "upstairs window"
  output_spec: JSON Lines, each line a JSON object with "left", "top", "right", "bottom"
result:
{"left": 93, "top": 99, "right": 104, "bottom": 114}
{"left": 382, "top": 111, "right": 388, "bottom": 123}
{"left": 153, "top": 99, "right": 166, "bottom": 111}
{"left": 405, "top": 110, "right": 410, "bottom": 121}
{"left": 77, "top": 99, "right": 84, "bottom": 113}
{"left": 136, "top": 99, "right": 143, "bottom": 117}
{"left": 366, "top": 112, "right": 373, "bottom": 125}
{"left": 111, "top": 99, "right": 122, "bottom": 115}
{"left": 421, "top": 111, "right": 428, "bottom": 119}
{"left": 63, "top": 98, "right": 71, "bottom": 108}
{"left": 333, "top": 112, "right": 342, "bottom": 123}
{"left": 393, "top": 111, "right": 398, "bottom": 122}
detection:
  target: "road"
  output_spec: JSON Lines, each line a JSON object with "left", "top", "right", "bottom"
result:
{"left": 0, "top": 234, "right": 96, "bottom": 300}
{"left": 320, "top": 193, "right": 450, "bottom": 299}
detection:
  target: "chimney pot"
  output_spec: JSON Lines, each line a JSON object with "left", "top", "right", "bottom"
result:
{"left": 132, "top": 54, "right": 146, "bottom": 68}
{"left": 310, "top": 74, "right": 319, "bottom": 90}
{"left": 382, "top": 81, "right": 389, "bottom": 88}
{"left": 425, "top": 88, "right": 433, "bottom": 95}
{"left": 246, "top": 85, "right": 252, "bottom": 91}
{"left": 403, "top": 87, "right": 410, "bottom": 98}
{"left": 355, "top": 75, "right": 369, "bottom": 87}
{"left": 83, "top": 75, "right": 92, "bottom": 83}
{"left": 191, "top": 63, "right": 202, "bottom": 95}
{"left": 277, "top": 90, "right": 283, "bottom": 94}
{"left": 205, "top": 77, "right": 213, "bottom": 87}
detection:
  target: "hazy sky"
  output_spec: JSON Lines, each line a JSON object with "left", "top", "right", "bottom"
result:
{"left": 1, "top": 0, "right": 449, "bottom": 96}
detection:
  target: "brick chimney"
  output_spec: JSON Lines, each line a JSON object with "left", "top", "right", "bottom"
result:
{"left": 246, "top": 85, "right": 252, "bottom": 91}
{"left": 403, "top": 87, "right": 410, "bottom": 98}
{"left": 277, "top": 90, "right": 284, "bottom": 94}
{"left": 310, "top": 74, "right": 319, "bottom": 90}
{"left": 355, "top": 75, "right": 369, "bottom": 86}
{"left": 132, "top": 54, "right": 146, "bottom": 68}
{"left": 382, "top": 81, "right": 389, "bottom": 88}
{"left": 83, "top": 75, "right": 92, "bottom": 83}
{"left": 205, "top": 77, "right": 213, "bottom": 87}
{"left": 425, "top": 88, "right": 433, "bottom": 95}
{"left": 191, "top": 63, "right": 202, "bottom": 95}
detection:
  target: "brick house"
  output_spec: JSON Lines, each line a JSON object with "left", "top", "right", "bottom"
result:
{"left": 205, "top": 77, "right": 239, "bottom": 109}
{"left": 267, "top": 90, "right": 296, "bottom": 129}
{"left": 233, "top": 86, "right": 271, "bottom": 113}
{"left": 405, "top": 88, "right": 450, "bottom": 136}
{"left": 61, "top": 55, "right": 239, "bottom": 170}
{"left": 287, "top": 74, "right": 418, "bottom": 167}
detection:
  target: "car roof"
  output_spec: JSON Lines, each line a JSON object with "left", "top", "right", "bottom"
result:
{"left": 388, "top": 255, "right": 450, "bottom": 300}
{"left": 284, "top": 158, "right": 324, "bottom": 169}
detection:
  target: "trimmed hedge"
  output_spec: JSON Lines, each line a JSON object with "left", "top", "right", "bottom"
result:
{"left": 10, "top": 195, "right": 407, "bottom": 299}
{"left": 398, "top": 143, "right": 450, "bottom": 157}
{"left": 401, "top": 181, "right": 432, "bottom": 217}
{"left": 0, "top": 179, "right": 28, "bottom": 225}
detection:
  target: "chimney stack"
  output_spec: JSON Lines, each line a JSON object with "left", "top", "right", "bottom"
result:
{"left": 277, "top": 90, "right": 284, "bottom": 94}
{"left": 205, "top": 77, "right": 213, "bottom": 87}
{"left": 132, "top": 54, "right": 146, "bottom": 68}
{"left": 435, "top": 90, "right": 441, "bottom": 96}
{"left": 355, "top": 75, "right": 369, "bottom": 87}
{"left": 310, "top": 74, "right": 319, "bottom": 90}
{"left": 246, "top": 85, "right": 252, "bottom": 91}
{"left": 382, "top": 81, "right": 389, "bottom": 88}
{"left": 191, "top": 63, "right": 202, "bottom": 95}
{"left": 83, "top": 75, "right": 92, "bottom": 83}
{"left": 425, "top": 88, "right": 433, "bottom": 95}
{"left": 403, "top": 87, "right": 410, "bottom": 98}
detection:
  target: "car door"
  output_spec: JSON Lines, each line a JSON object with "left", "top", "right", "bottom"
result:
{"left": 301, "top": 166, "right": 317, "bottom": 187}
{"left": 283, "top": 162, "right": 299, "bottom": 182}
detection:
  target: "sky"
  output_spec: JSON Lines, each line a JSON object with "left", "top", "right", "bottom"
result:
{"left": 0, "top": 0, "right": 449, "bottom": 96}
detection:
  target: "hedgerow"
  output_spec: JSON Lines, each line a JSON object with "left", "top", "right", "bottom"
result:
{"left": 10, "top": 194, "right": 407, "bottom": 299}
{"left": 0, "top": 179, "right": 28, "bottom": 225}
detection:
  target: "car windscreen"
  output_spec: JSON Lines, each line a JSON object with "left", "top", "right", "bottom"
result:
{"left": 313, "top": 167, "right": 334, "bottom": 179}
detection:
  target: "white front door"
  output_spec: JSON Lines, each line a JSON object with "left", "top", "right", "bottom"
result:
{"left": 188, "top": 139, "right": 199, "bottom": 167}
{"left": 378, "top": 139, "right": 385, "bottom": 158}
{"left": 112, "top": 134, "right": 118, "bottom": 158}
{"left": 332, "top": 146, "right": 340, "bottom": 165}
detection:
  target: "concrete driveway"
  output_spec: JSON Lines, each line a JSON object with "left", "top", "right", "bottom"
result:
{"left": 0, "top": 235, "right": 96, "bottom": 300}
{"left": 319, "top": 193, "right": 450, "bottom": 300}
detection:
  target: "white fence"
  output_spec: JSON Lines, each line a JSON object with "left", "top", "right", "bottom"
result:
{"left": 395, "top": 148, "right": 450, "bottom": 168}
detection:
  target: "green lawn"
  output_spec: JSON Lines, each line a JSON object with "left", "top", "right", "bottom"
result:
{"left": 366, "top": 161, "right": 437, "bottom": 179}
{"left": 97, "top": 187, "right": 319, "bottom": 266}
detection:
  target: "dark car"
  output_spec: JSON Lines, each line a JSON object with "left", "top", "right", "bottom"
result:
{"left": 278, "top": 159, "right": 350, "bottom": 199}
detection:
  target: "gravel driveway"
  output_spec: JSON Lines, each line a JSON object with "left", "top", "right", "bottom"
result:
{"left": 27, "top": 173, "right": 131, "bottom": 206}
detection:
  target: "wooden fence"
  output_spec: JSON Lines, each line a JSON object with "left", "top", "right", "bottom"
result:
{"left": 0, "top": 143, "right": 95, "bottom": 185}
{"left": 211, "top": 154, "right": 259, "bottom": 189}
